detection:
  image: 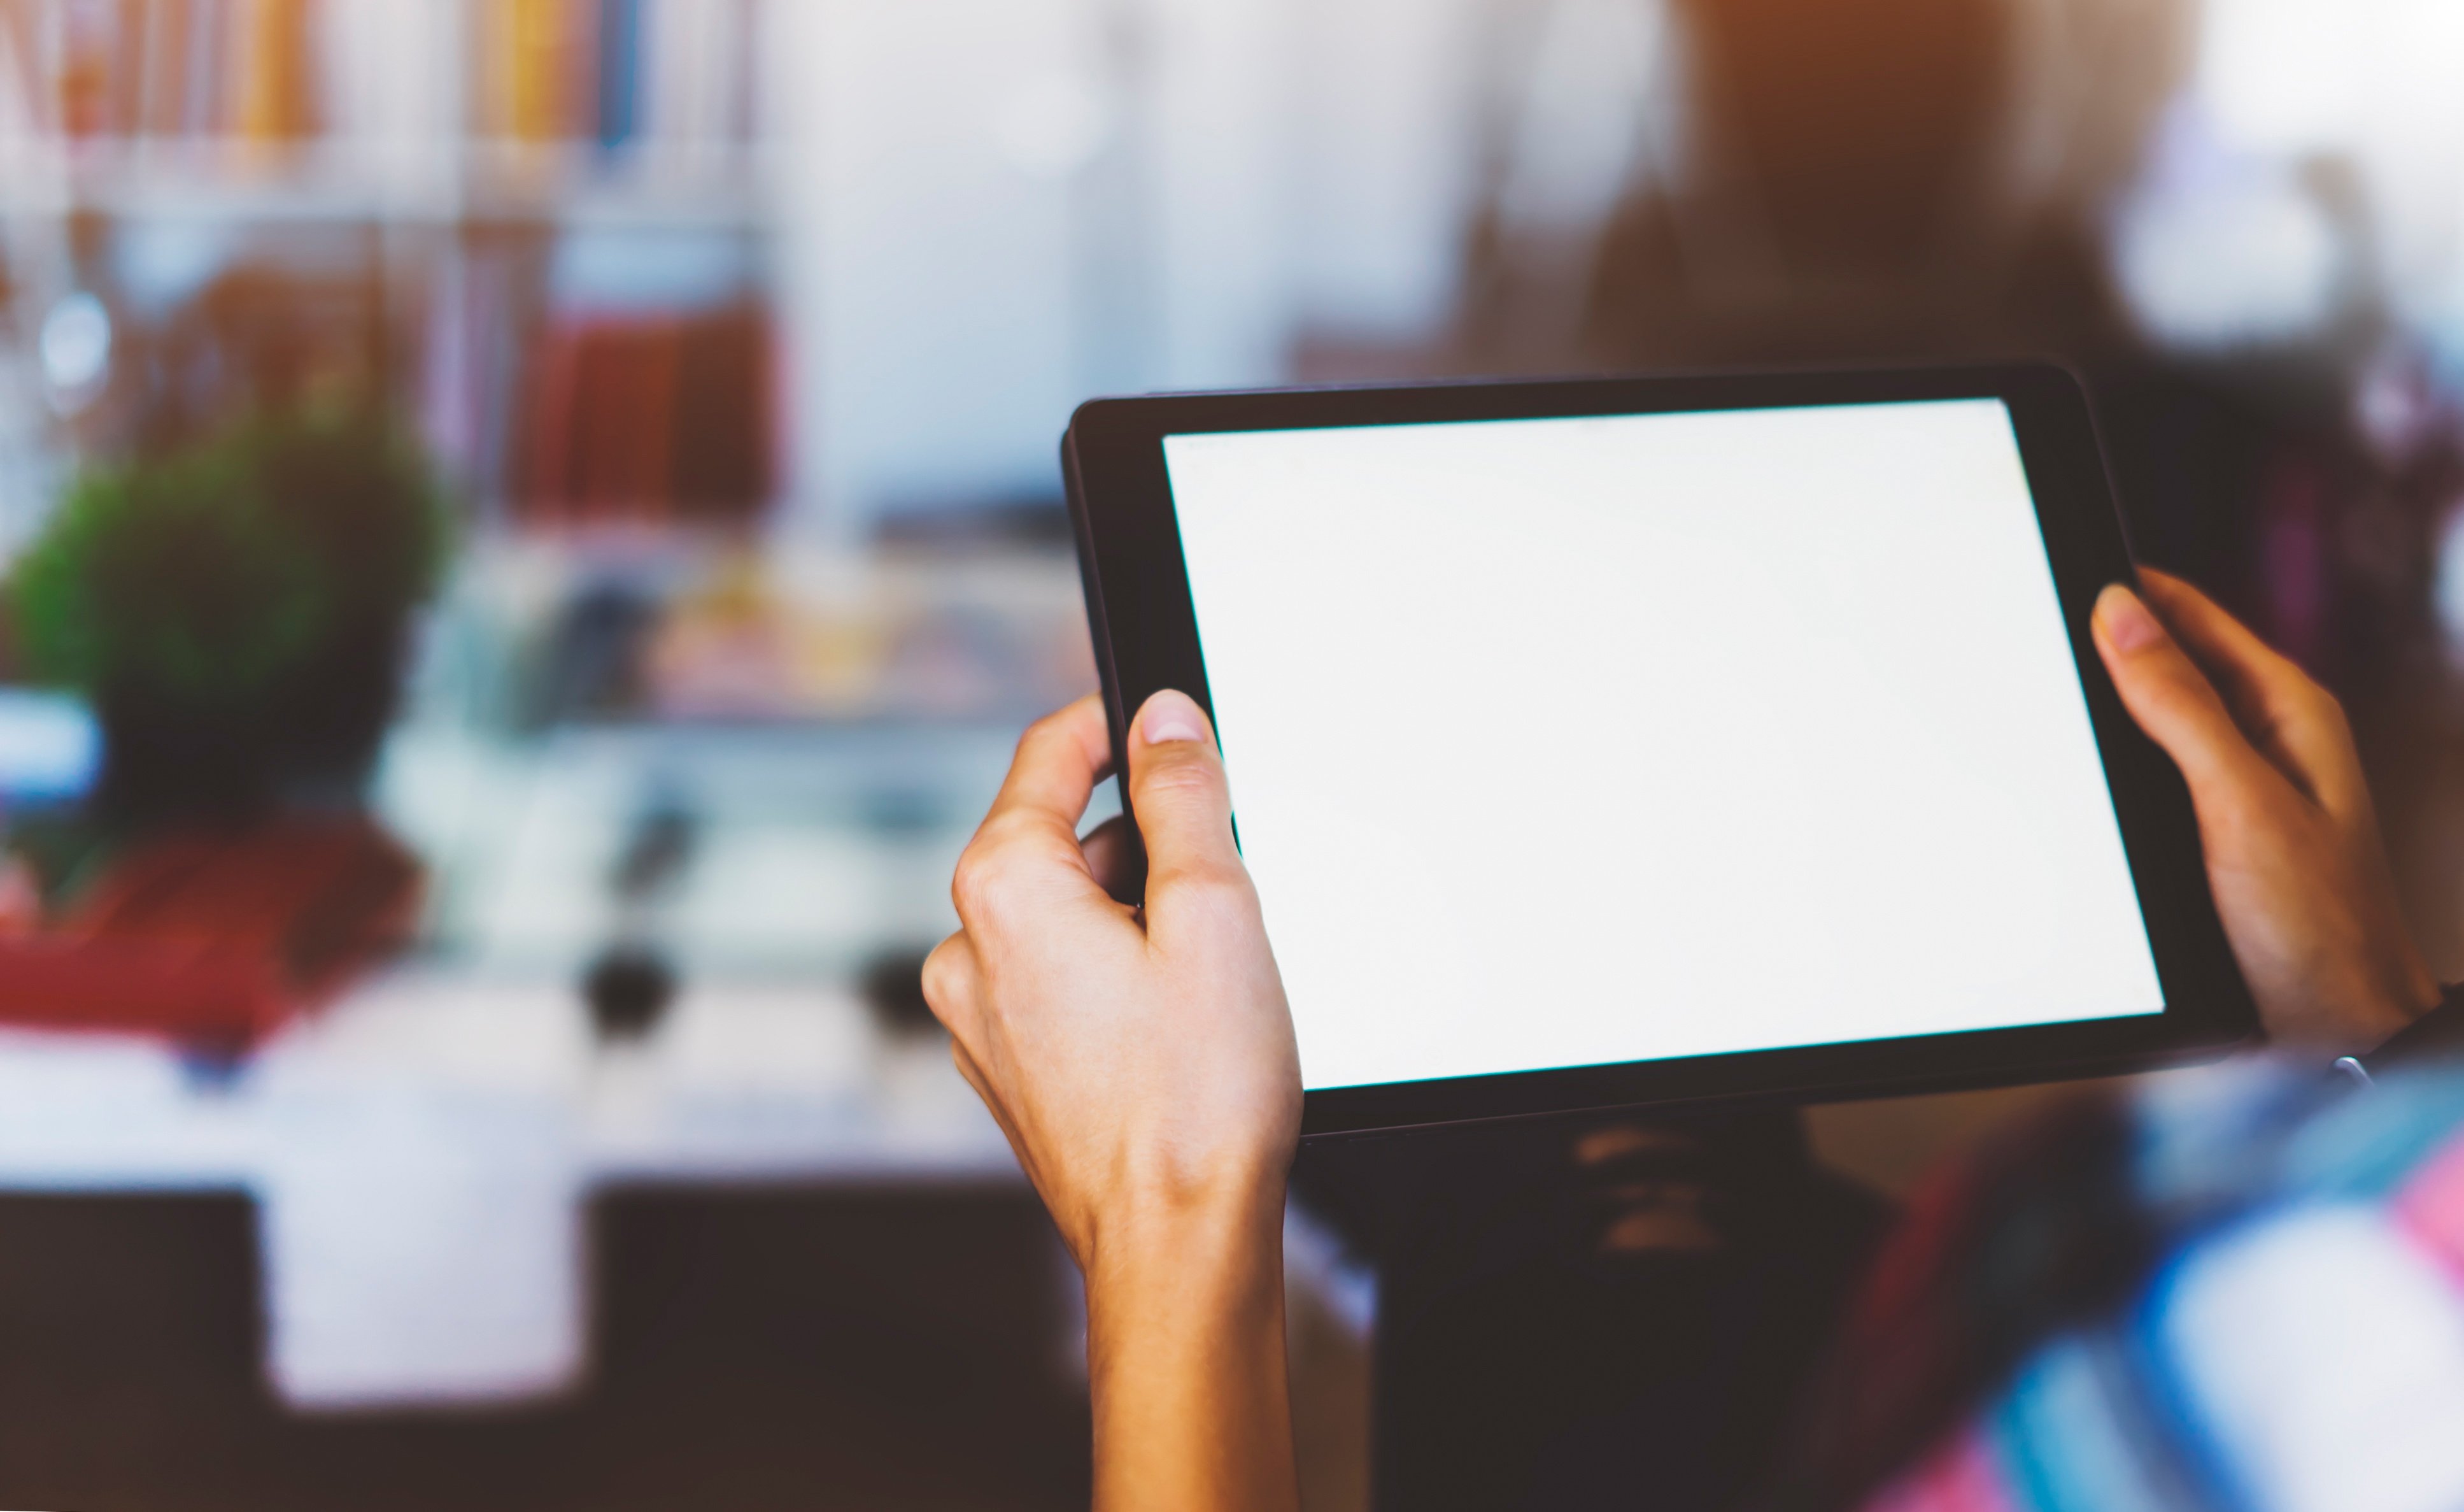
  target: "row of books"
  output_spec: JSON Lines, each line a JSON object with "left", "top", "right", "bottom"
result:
{"left": 0, "top": 0, "right": 319, "bottom": 141}
{"left": 476, "top": 0, "right": 760, "bottom": 152}
{"left": 516, "top": 306, "right": 779, "bottom": 528}
{"left": 1, "top": 245, "right": 781, "bottom": 527}
{"left": 0, "top": 0, "right": 762, "bottom": 151}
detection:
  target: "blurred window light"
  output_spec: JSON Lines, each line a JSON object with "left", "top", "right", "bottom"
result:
{"left": 2198, "top": 0, "right": 2464, "bottom": 157}
{"left": 0, "top": 690, "right": 101, "bottom": 806}
{"left": 1493, "top": 0, "right": 1670, "bottom": 234}
{"left": 1286, "top": 0, "right": 1485, "bottom": 339}
{"left": 2437, "top": 505, "right": 2464, "bottom": 667}
{"left": 113, "top": 224, "right": 243, "bottom": 320}
{"left": 2192, "top": 0, "right": 2464, "bottom": 334}
{"left": 39, "top": 292, "right": 113, "bottom": 413}
{"left": 2429, "top": 278, "right": 2464, "bottom": 397}
{"left": 2109, "top": 108, "right": 2344, "bottom": 352}
{"left": 2197, "top": 0, "right": 2373, "bottom": 155}
{"left": 990, "top": 72, "right": 1115, "bottom": 179}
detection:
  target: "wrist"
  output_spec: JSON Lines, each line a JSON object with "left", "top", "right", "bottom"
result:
{"left": 1082, "top": 1176, "right": 1296, "bottom": 1512}
{"left": 1083, "top": 1157, "right": 1287, "bottom": 1284}
{"left": 1065, "top": 1113, "right": 1292, "bottom": 1267}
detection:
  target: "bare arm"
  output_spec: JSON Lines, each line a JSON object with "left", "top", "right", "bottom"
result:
{"left": 924, "top": 691, "right": 1301, "bottom": 1512}
{"left": 1086, "top": 1193, "right": 1294, "bottom": 1508}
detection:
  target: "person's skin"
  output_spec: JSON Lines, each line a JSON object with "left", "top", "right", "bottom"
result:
{"left": 2093, "top": 569, "right": 2440, "bottom": 1046}
{"left": 923, "top": 687, "right": 1302, "bottom": 1511}
{"left": 923, "top": 570, "right": 2437, "bottom": 1512}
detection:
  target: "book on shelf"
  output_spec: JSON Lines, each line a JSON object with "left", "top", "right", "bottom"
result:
{"left": 594, "top": 0, "right": 638, "bottom": 150}
{"left": 0, "top": 6, "right": 41, "bottom": 146}
{"left": 232, "top": 0, "right": 313, "bottom": 142}
{"left": 481, "top": 0, "right": 577, "bottom": 145}
{"left": 0, "top": 0, "right": 316, "bottom": 145}
{"left": 136, "top": 0, "right": 190, "bottom": 138}
{"left": 642, "top": 0, "right": 754, "bottom": 152}
{"left": 518, "top": 304, "right": 776, "bottom": 529}
{"left": 476, "top": 0, "right": 760, "bottom": 154}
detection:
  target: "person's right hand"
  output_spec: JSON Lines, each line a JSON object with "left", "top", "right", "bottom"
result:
{"left": 922, "top": 689, "right": 1299, "bottom": 1270}
{"left": 2093, "top": 569, "right": 2439, "bottom": 1051}
{"left": 923, "top": 690, "right": 1303, "bottom": 1512}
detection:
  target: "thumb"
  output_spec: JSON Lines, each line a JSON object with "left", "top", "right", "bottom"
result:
{"left": 2093, "top": 583, "right": 2272, "bottom": 796}
{"left": 1126, "top": 689, "right": 1245, "bottom": 899}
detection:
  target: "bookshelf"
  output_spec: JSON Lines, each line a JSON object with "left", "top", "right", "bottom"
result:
{"left": 0, "top": 0, "right": 786, "bottom": 534}
{"left": 0, "top": 139, "right": 775, "bottom": 225}
{"left": 0, "top": 1, "right": 768, "bottom": 196}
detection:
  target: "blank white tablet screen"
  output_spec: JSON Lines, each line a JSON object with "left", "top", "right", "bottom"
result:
{"left": 1162, "top": 399, "right": 2164, "bottom": 1092}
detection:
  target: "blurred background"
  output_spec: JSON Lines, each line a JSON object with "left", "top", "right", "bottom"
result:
{"left": 0, "top": 0, "right": 2458, "bottom": 1508}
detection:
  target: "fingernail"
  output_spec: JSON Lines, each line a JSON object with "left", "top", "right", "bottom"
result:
{"left": 1141, "top": 689, "right": 1208, "bottom": 745}
{"left": 2096, "top": 583, "right": 2165, "bottom": 653}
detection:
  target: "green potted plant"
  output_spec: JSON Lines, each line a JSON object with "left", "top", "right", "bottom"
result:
{"left": 11, "top": 405, "right": 449, "bottom": 832}
{"left": 0, "top": 406, "right": 453, "bottom": 1038}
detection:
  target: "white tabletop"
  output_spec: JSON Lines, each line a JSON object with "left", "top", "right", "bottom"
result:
{"left": 0, "top": 967, "right": 1021, "bottom": 1409}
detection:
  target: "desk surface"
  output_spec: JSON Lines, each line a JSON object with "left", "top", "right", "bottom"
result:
{"left": 0, "top": 968, "right": 1018, "bottom": 1190}
{"left": 0, "top": 966, "right": 1023, "bottom": 1411}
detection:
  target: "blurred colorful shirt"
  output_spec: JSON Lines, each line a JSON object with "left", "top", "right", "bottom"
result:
{"left": 1774, "top": 1058, "right": 2464, "bottom": 1512}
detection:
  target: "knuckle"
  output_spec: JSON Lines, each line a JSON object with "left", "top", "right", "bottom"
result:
{"left": 1159, "top": 860, "right": 1254, "bottom": 918}
{"left": 1014, "top": 704, "right": 1079, "bottom": 760}
{"left": 949, "top": 845, "right": 1007, "bottom": 915}
{"left": 919, "top": 939, "right": 966, "bottom": 1011}
{"left": 952, "top": 817, "right": 1067, "bottom": 909}
{"left": 2304, "top": 680, "right": 2351, "bottom": 731}
{"left": 1136, "top": 753, "right": 1224, "bottom": 805}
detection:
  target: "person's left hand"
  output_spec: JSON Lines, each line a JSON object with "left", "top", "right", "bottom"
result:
{"left": 2093, "top": 570, "right": 2438, "bottom": 1050}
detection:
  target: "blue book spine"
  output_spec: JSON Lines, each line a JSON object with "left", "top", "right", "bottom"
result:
{"left": 597, "top": 0, "right": 639, "bottom": 151}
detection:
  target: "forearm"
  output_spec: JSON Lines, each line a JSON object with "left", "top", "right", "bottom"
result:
{"left": 1084, "top": 1187, "right": 1298, "bottom": 1512}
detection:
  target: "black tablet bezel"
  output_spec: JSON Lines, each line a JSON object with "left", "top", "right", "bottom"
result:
{"left": 1064, "top": 362, "right": 2257, "bottom": 1138}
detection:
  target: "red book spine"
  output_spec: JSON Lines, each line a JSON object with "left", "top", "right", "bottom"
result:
{"left": 523, "top": 320, "right": 585, "bottom": 525}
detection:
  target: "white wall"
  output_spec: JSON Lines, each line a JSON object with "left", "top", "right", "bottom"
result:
{"left": 768, "top": 0, "right": 1491, "bottom": 537}
{"left": 769, "top": 0, "right": 1091, "bottom": 536}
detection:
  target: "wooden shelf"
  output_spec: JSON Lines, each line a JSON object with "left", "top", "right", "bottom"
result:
{"left": 0, "top": 139, "right": 775, "bottom": 229}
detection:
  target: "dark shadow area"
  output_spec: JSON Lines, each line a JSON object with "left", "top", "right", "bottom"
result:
{"left": 0, "top": 1190, "right": 1090, "bottom": 1512}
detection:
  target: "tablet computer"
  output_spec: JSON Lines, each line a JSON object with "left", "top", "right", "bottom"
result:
{"left": 1063, "top": 362, "right": 2256, "bottom": 1137}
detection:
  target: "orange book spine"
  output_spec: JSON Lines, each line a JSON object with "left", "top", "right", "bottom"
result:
{"left": 232, "top": 0, "right": 313, "bottom": 143}
{"left": 504, "top": 0, "right": 575, "bottom": 143}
